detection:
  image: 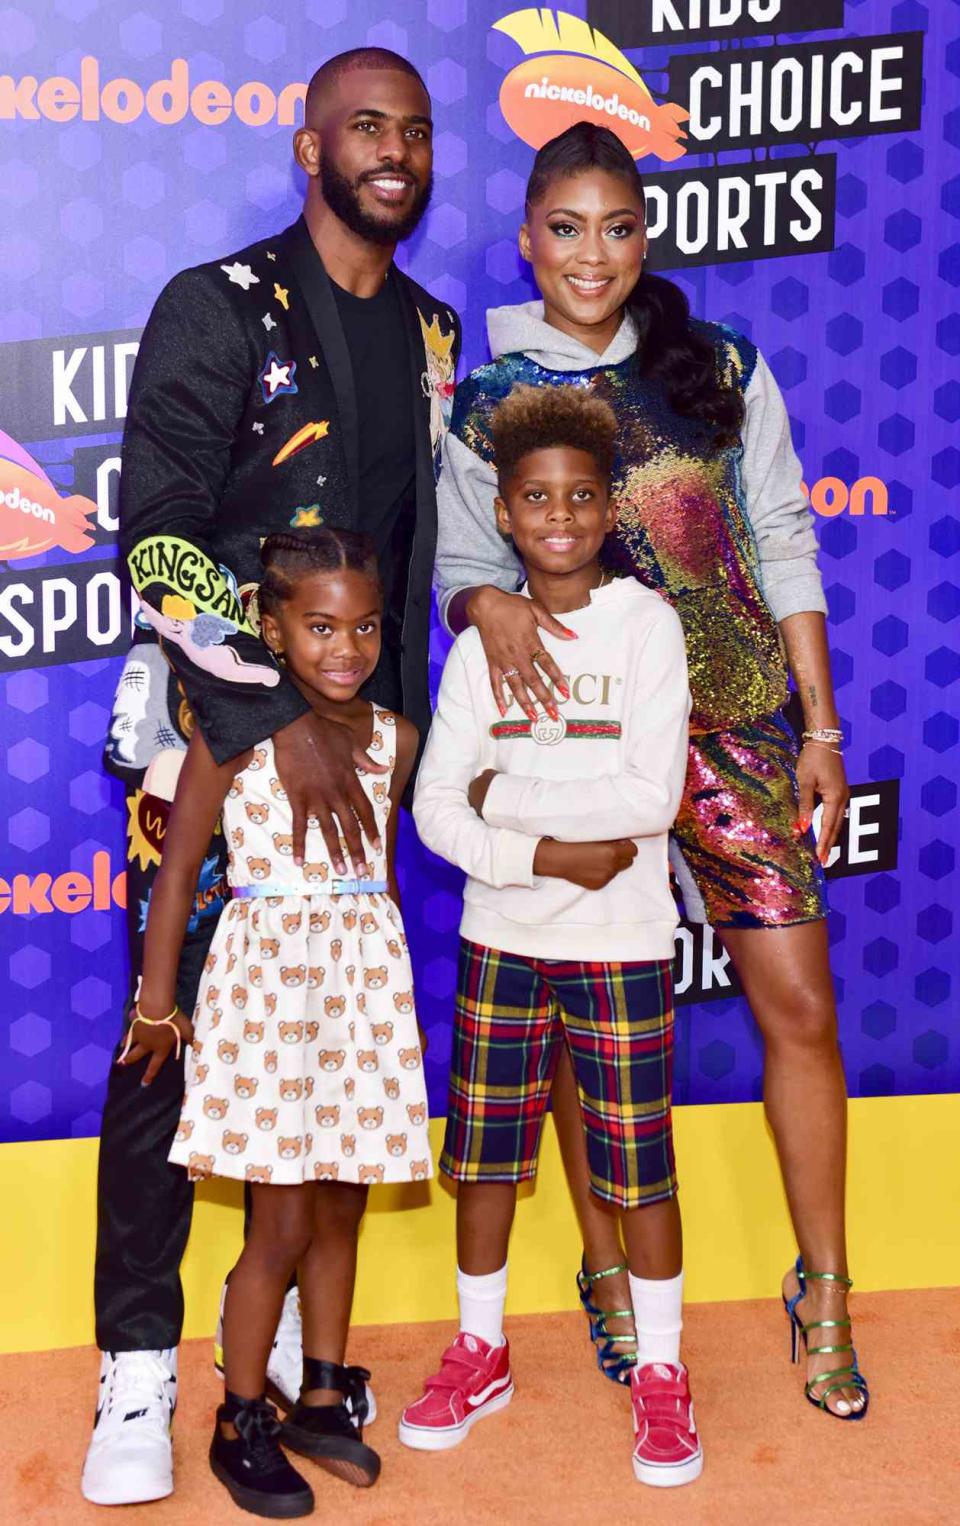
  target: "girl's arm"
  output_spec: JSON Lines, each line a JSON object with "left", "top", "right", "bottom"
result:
{"left": 120, "top": 730, "right": 247, "bottom": 1085}
{"left": 385, "top": 715, "right": 419, "bottom": 910}
{"left": 778, "top": 612, "right": 849, "bottom": 864}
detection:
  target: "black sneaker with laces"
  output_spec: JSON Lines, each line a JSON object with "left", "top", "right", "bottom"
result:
{"left": 280, "top": 1360, "right": 381, "bottom": 1489}
{"left": 209, "top": 1397, "right": 314, "bottom": 1519}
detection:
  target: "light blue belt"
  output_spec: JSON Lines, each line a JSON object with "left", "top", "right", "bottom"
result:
{"left": 232, "top": 878, "right": 388, "bottom": 899}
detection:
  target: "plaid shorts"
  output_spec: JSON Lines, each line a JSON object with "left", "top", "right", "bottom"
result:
{"left": 440, "top": 940, "right": 677, "bottom": 1210}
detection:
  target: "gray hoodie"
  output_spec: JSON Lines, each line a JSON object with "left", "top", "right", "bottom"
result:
{"left": 434, "top": 300, "right": 826, "bottom": 631}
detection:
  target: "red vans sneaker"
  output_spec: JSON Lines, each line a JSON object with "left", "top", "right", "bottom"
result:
{"left": 630, "top": 1361, "right": 703, "bottom": 1487}
{"left": 398, "top": 1332, "right": 513, "bottom": 1452}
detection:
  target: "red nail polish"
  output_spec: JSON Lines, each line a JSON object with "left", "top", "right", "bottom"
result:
{"left": 559, "top": 686, "right": 570, "bottom": 700}
{"left": 547, "top": 707, "right": 558, "bottom": 721}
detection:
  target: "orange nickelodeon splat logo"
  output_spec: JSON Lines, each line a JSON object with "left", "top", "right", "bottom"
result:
{"left": 804, "top": 475, "right": 889, "bottom": 518}
{"left": 493, "top": 9, "right": 688, "bottom": 161}
{"left": 0, "top": 851, "right": 126, "bottom": 916}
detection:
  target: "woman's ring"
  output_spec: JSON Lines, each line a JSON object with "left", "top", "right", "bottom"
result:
{"left": 502, "top": 666, "right": 520, "bottom": 678}
{"left": 531, "top": 648, "right": 548, "bottom": 665}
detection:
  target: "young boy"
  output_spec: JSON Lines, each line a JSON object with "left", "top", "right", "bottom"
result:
{"left": 402, "top": 385, "right": 699, "bottom": 1486}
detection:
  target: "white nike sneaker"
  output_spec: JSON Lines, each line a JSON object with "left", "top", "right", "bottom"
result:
{"left": 81, "top": 1348, "right": 177, "bottom": 1506}
{"left": 214, "top": 1281, "right": 377, "bottom": 1425}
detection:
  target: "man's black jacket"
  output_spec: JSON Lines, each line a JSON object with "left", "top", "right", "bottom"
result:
{"left": 107, "top": 215, "right": 460, "bottom": 773}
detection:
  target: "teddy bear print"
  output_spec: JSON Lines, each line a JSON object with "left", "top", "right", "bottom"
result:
{"left": 386, "top": 1133, "right": 407, "bottom": 1157}
{"left": 191, "top": 1039, "right": 205, "bottom": 1060}
{"left": 282, "top": 912, "right": 302, "bottom": 935}
{"left": 340, "top": 1133, "right": 356, "bottom": 1157}
{"left": 272, "top": 833, "right": 294, "bottom": 856}
{"left": 324, "top": 996, "right": 346, "bottom": 1019}
{"left": 277, "top": 1137, "right": 302, "bottom": 1160}
{"left": 357, "top": 1050, "right": 379, "bottom": 1073}
{"left": 393, "top": 991, "right": 415, "bottom": 1014}
{"left": 227, "top": 776, "right": 244, "bottom": 799}
{"left": 269, "top": 776, "right": 287, "bottom": 800}
{"left": 230, "top": 826, "right": 244, "bottom": 850}
{"left": 264, "top": 993, "right": 277, "bottom": 1017}
{"left": 372, "top": 780, "right": 388, "bottom": 804}
{"left": 360, "top": 913, "right": 379, "bottom": 934}
{"left": 386, "top": 939, "right": 402, "bottom": 960}
{"left": 303, "top": 1076, "right": 315, "bottom": 1098}
{"left": 406, "top": 1102, "right": 426, "bottom": 1127}
{"left": 232, "top": 984, "right": 249, "bottom": 1010}
{"left": 372, "top": 1021, "right": 394, "bottom": 1046}
{"left": 222, "top": 1130, "right": 248, "bottom": 1156}
{"left": 188, "top": 1152, "right": 215, "bottom": 1178}
{"left": 345, "top": 964, "right": 356, "bottom": 986}
{"left": 383, "top": 1077, "right": 400, "bottom": 1101}
{"left": 303, "top": 863, "right": 328, "bottom": 885}
{"left": 192, "top": 1063, "right": 209, "bottom": 1085}
{"left": 248, "top": 746, "right": 267, "bottom": 771}
{"left": 280, "top": 965, "right": 306, "bottom": 987}
{"left": 319, "top": 1049, "right": 345, "bottom": 1071}
{"left": 398, "top": 1048, "right": 421, "bottom": 1071}
{"left": 174, "top": 1118, "right": 194, "bottom": 1141}
{"left": 330, "top": 939, "right": 342, "bottom": 961}
{"left": 206, "top": 985, "right": 220, "bottom": 1009}
{"left": 243, "top": 1019, "right": 265, "bottom": 1044}
{"left": 364, "top": 966, "right": 388, "bottom": 990}
{"left": 226, "top": 952, "right": 238, "bottom": 974}
{"left": 307, "top": 967, "right": 324, "bottom": 989}
{"left": 358, "top": 1107, "right": 384, "bottom": 1131}
{"left": 310, "top": 908, "right": 331, "bottom": 933}
{"left": 256, "top": 1108, "right": 278, "bottom": 1131}
{"left": 344, "top": 1076, "right": 356, "bottom": 1100}
{"left": 316, "top": 1104, "right": 340, "bottom": 1128}
{"left": 245, "top": 1164, "right": 273, "bottom": 1182}
{"left": 314, "top": 1162, "right": 339, "bottom": 1181}
{"left": 210, "top": 1008, "right": 223, "bottom": 1030}
{"left": 244, "top": 800, "right": 269, "bottom": 825}
{"left": 342, "top": 909, "right": 357, "bottom": 931}
{"left": 248, "top": 965, "right": 263, "bottom": 988}
{"left": 264, "top": 1050, "right": 278, "bottom": 1073}
{"left": 305, "top": 1020, "right": 320, "bottom": 1042}
{"left": 369, "top": 730, "right": 383, "bottom": 752}
{"left": 204, "top": 951, "right": 218, "bottom": 975}
{"left": 246, "top": 856, "right": 271, "bottom": 881}
{"left": 359, "top": 1164, "right": 385, "bottom": 1184}
{"left": 280, "top": 1079, "right": 304, "bottom": 1103}
{"left": 217, "top": 1040, "right": 239, "bottom": 1065}
{"left": 279, "top": 1020, "right": 304, "bottom": 1044}
{"left": 260, "top": 939, "right": 280, "bottom": 960}
{"left": 203, "top": 1095, "right": 229, "bottom": 1120}
{"left": 234, "top": 1075, "right": 259, "bottom": 1100}
{"left": 410, "top": 1159, "right": 429, "bottom": 1181}
{"left": 356, "top": 993, "right": 368, "bottom": 1015}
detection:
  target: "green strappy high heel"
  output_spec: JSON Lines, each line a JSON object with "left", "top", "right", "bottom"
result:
{"left": 576, "top": 1259, "right": 637, "bottom": 1386}
{"left": 783, "top": 1256, "right": 869, "bottom": 1420}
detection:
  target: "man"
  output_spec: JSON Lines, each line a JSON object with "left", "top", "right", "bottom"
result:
{"left": 83, "top": 47, "right": 459, "bottom": 1506}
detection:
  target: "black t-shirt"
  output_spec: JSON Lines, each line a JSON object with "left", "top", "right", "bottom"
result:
{"left": 331, "top": 272, "right": 417, "bottom": 712}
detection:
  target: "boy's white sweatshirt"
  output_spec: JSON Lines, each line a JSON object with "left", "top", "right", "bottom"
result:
{"left": 413, "top": 577, "right": 690, "bottom": 961}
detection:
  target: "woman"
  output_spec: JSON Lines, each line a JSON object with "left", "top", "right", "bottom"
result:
{"left": 433, "top": 122, "right": 867, "bottom": 1421}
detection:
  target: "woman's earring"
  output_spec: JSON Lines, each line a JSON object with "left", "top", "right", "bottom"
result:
{"left": 271, "top": 647, "right": 286, "bottom": 667}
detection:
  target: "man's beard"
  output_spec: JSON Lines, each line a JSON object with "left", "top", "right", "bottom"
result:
{"left": 320, "top": 157, "right": 433, "bottom": 247}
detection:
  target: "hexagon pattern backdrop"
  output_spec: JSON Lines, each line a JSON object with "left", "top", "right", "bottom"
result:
{"left": 0, "top": 0, "right": 957, "bottom": 1143}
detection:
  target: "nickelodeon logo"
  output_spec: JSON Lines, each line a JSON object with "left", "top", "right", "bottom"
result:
{"left": 804, "top": 475, "right": 889, "bottom": 518}
{"left": 0, "top": 57, "right": 306, "bottom": 128}
{"left": 493, "top": 8, "right": 688, "bottom": 160}
{"left": 0, "top": 852, "right": 126, "bottom": 916}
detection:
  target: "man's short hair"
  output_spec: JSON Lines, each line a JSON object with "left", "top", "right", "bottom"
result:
{"left": 305, "top": 48, "right": 426, "bottom": 123}
{"left": 490, "top": 384, "right": 618, "bottom": 485}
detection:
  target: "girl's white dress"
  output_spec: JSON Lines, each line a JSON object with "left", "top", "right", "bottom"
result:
{"left": 168, "top": 708, "right": 432, "bottom": 1187}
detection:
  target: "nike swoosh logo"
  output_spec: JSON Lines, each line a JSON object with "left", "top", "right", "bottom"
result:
{"left": 466, "top": 1374, "right": 511, "bottom": 1409}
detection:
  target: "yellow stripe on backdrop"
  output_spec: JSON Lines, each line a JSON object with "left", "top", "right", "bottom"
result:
{"left": 2, "top": 1094, "right": 958, "bottom": 1355}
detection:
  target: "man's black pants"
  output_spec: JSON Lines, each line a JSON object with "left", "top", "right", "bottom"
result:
{"left": 93, "top": 782, "right": 227, "bottom": 1352}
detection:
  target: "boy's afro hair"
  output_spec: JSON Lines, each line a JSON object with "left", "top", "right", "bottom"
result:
{"left": 490, "top": 383, "right": 618, "bottom": 484}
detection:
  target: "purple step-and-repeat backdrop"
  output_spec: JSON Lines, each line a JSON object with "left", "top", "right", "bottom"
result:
{"left": 1, "top": 1, "right": 957, "bottom": 1143}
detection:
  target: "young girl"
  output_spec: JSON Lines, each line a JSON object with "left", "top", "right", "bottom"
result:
{"left": 118, "top": 528, "right": 431, "bottom": 1518}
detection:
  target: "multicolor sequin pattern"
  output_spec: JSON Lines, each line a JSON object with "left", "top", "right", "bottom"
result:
{"left": 453, "top": 321, "right": 789, "bottom": 733}
{"left": 670, "top": 710, "right": 827, "bottom": 930}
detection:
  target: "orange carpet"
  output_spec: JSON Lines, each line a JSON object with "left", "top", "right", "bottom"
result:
{"left": 0, "top": 1291, "right": 955, "bottom": 1525}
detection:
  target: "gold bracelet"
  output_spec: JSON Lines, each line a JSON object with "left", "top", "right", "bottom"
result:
{"left": 118, "top": 1005, "right": 182, "bottom": 1064}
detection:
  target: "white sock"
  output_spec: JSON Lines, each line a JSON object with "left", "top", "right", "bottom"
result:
{"left": 457, "top": 1264, "right": 508, "bottom": 1348}
{"left": 628, "top": 1269, "right": 684, "bottom": 1367}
